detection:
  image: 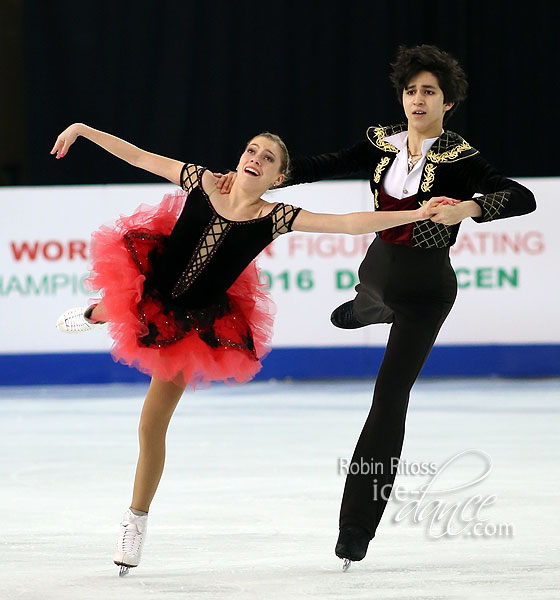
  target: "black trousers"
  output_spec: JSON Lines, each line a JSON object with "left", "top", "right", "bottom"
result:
{"left": 339, "top": 237, "right": 457, "bottom": 538}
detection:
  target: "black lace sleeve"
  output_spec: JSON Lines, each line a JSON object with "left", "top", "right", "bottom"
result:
{"left": 271, "top": 204, "right": 302, "bottom": 239}
{"left": 180, "top": 164, "right": 205, "bottom": 195}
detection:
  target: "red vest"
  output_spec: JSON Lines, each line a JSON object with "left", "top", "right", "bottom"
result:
{"left": 378, "top": 186, "right": 417, "bottom": 246}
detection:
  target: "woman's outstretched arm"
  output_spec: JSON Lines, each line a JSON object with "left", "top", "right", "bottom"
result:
{"left": 50, "top": 123, "right": 184, "bottom": 185}
{"left": 291, "top": 197, "right": 455, "bottom": 235}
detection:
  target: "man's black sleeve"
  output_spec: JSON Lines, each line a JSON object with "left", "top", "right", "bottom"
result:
{"left": 460, "top": 153, "right": 536, "bottom": 222}
{"left": 284, "top": 140, "right": 377, "bottom": 186}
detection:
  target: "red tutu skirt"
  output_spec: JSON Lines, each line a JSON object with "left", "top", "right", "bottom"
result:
{"left": 85, "top": 190, "right": 275, "bottom": 389}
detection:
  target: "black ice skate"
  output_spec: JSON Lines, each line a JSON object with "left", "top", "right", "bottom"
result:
{"left": 335, "top": 525, "right": 371, "bottom": 571}
{"left": 330, "top": 301, "right": 366, "bottom": 329}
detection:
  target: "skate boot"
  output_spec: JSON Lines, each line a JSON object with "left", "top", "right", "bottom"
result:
{"left": 330, "top": 301, "right": 366, "bottom": 329}
{"left": 335, "top": 525, "right": 371, "bottom": 571}
{"left": 113, "top": 508, "right": 148, "bottom": 576}
{"left": 56, "top": 305, "right": 105, "bottom": 333}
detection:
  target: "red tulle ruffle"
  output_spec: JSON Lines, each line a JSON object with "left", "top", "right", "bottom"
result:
{"left": 85, "top": 189, "right": 275, "bottom": 388}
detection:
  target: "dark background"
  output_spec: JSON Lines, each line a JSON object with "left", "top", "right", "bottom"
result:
{"left": 1, "top": 0, "right": 557, "bottom": 186}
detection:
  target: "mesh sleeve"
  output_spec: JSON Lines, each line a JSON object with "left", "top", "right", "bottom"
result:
{"left": 180, "top": 164, "right": 205, "bottom": 194}
{"left": 271, "top": 204, "right": 302, "bottom": 239}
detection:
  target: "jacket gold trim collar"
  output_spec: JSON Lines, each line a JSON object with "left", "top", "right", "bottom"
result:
{"left": 366, "top": 124, "right": 478, "bottom": 163}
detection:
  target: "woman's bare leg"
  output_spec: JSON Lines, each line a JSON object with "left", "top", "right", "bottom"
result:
{"left": 130, "top": 376, "right": 185, "bottom": 512}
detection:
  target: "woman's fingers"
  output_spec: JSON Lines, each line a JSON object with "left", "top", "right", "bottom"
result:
{"left": 56, "top": 143, "right": 67, "bottom": 158}
{"left": 50, "top": 137, "right": 62, "bottom": 155}
{"left": 430, "top": 195, "right": 460, "bottom": 206}
{"left": 51, "top": 136, "right": 70, "bottom": 158}
{"left": 51, "top": 125, "right": 79, "bottom": 158}
{"left": 50, "top": 136, "right": 66, "bottom": 158}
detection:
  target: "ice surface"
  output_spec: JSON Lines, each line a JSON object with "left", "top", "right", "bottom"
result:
{"left": 0, "top": 379, "right": 558, "bottom": 599}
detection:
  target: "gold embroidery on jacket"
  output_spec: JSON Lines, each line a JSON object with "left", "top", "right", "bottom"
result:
{"left": 478, "top": 190, "right": 510, "bottom": 221}
{"left": 367, "top": 126, "right": 400, "bottom": 153}
{"left": 427, "top": 139, "right": 472, "bottom": 163}
{"left": 411, "top": 221, "right": 452, "bottom": 248}
{"left": 420, "top": 163, "right": 436, "bottom": 193}
{"left": 374, "top": 189, "right": 379, "bottom": 209}
{"left": 373, "top": 157, "right": 390, "bottom": 183}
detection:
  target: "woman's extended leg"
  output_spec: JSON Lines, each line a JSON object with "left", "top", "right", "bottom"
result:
{"left": 130, "top": 376, "right": 185, "bottom": 512}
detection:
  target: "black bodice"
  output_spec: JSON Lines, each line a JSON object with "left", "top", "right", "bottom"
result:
{"left": 151, "top": 165, "right": 300, "bottom": 309}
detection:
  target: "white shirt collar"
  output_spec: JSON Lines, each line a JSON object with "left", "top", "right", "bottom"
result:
{"left": 385, "top": 130, "right": 444, "bottom": 155}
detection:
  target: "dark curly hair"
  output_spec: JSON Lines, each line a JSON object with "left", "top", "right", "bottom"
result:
{"left": 389, "top": 45, "right": 468, "bottom": 122}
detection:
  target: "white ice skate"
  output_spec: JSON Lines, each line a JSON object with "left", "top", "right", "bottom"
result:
{"left": 113, "top": 508, "right": 148, "bottom": 576}
{"left": 56, "top": 306, "right": 104, "bottom": 333}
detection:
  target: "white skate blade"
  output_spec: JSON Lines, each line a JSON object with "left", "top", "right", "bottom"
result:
{"left": 342, "top": 558, "right": 352, "bottom": 572}
{"left": 119, "top": 565, "right": 130, "bottom": 577}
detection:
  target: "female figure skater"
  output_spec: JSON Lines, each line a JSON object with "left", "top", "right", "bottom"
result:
{"left": 216, "top": 44, "right": 536, "bottom": 569}
{"left": 50, "top": 122, "right": 444, "bottom": 575}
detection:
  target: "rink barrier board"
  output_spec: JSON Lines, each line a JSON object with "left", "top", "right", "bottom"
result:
{"left": 1, "top": 344, "right": 559, "bottom": 385}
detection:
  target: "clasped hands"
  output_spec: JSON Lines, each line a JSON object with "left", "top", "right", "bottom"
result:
{"left": 424, "top": 196, "right": 464, "bottom": 225}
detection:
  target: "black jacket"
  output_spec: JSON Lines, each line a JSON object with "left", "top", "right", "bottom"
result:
{"left": 287, "top": 123, "right": 536, "bottom": 248}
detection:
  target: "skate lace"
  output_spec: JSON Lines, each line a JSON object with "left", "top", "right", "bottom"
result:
{"left": 67, "top": 315, "right": 87, "bottom": 328}
{"left": 119, "top": 521, "right": 143, "bottom": 554}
